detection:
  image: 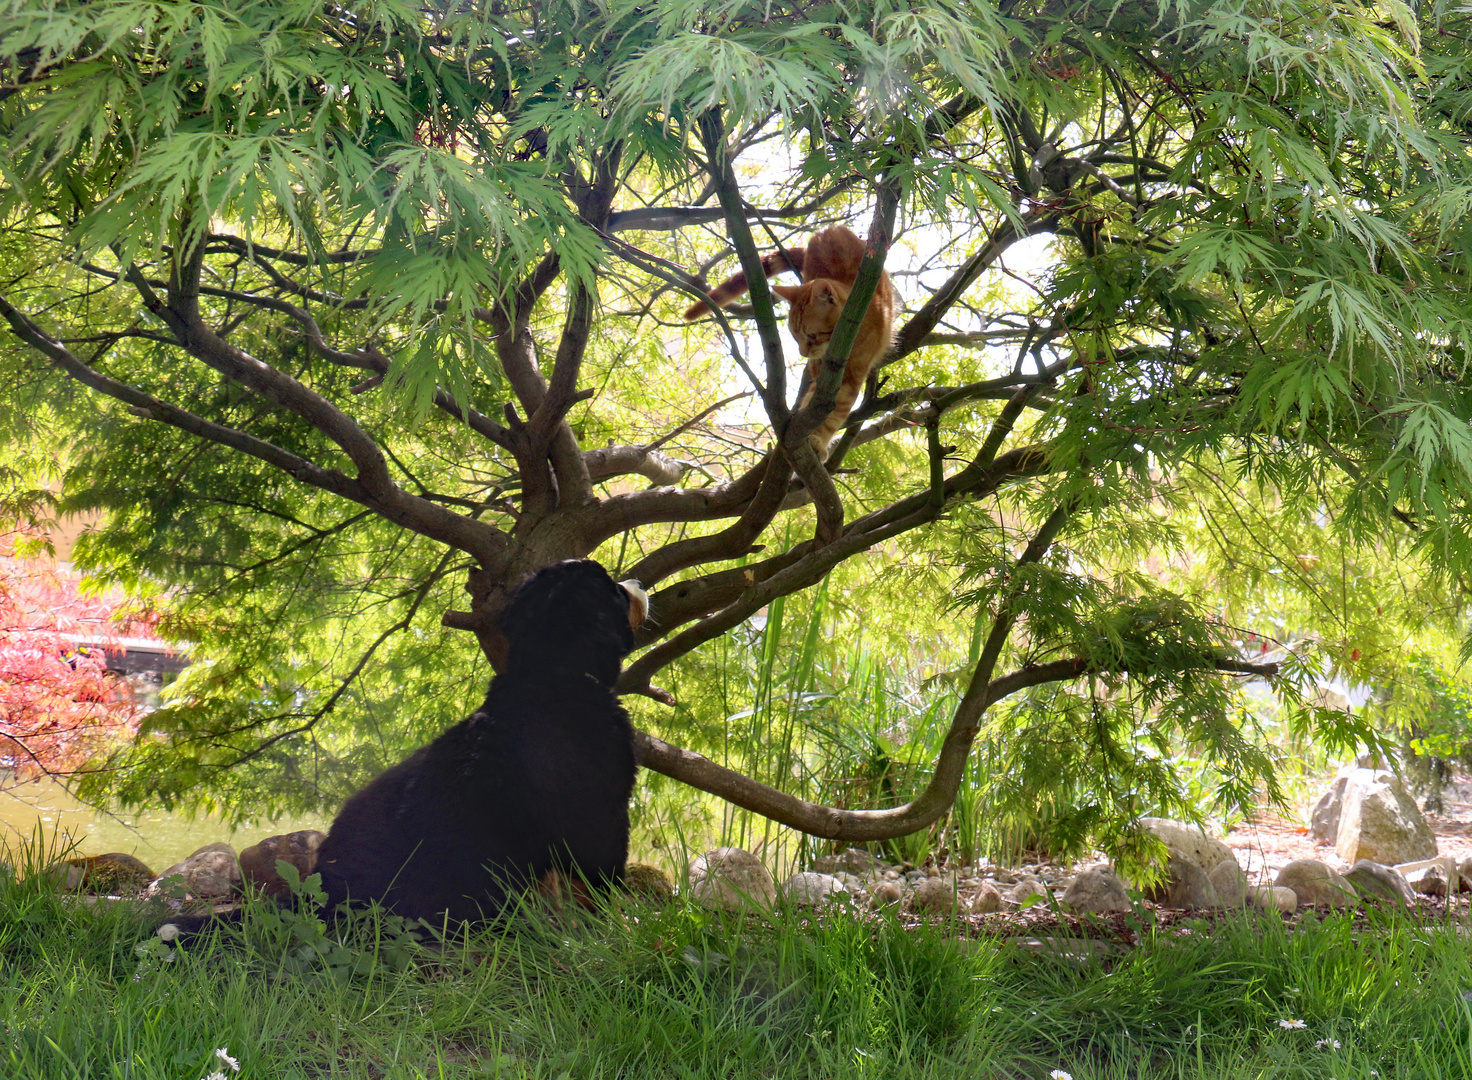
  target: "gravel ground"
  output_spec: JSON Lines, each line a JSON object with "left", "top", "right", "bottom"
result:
{"left": 1225, "top": 774, "right": 1472, "bottom": 886}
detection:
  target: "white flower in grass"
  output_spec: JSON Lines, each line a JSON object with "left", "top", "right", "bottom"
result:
{"left": 1277, "top": 1018, "right": 1308, "bottom": 1030}
{"left": 201, "top": 1073, "right": 228, "bottom": 1080}
{"left": 1315, "top": 1038, "right": 1342, "bottom": 1050}
{"left": 1049, "top": 1071, "right": 1073, "bottom": 1080}
{"left": 214, "top": 1048, "right": 240, "bottom": 1072}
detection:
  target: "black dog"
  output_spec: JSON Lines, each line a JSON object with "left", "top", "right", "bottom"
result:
{"left": 160, "top": 559, "right": 645, "bottom": 939}
{"left": 311, "top": 559, "right": 646, "bottom": 921}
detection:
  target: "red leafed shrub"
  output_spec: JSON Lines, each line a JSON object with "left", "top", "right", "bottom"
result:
{"left": 0, "top": 530, "right": 158, "bottom": 779}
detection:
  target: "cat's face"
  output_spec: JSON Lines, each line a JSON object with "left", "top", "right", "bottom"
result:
{"left": 773, "top": 280, "right": 848, "bottom": 358}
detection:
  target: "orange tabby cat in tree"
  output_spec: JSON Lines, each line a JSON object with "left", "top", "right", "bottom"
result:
{"left": 684, "top": 224, "right": 896, "bottom": 460}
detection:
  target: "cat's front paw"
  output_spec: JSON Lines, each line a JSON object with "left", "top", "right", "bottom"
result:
{"left": 808, "top": 432, "right": 833, "bottom": 463}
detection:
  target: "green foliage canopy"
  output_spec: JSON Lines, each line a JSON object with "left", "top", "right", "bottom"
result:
{"left": 2, "top": 0, "right": 1471, "bottom": 853}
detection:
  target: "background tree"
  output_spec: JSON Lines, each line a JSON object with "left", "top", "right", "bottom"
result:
{"left": 1, "top": 0, "right": 1466, "bottom": 852}
{"left": 0, "top": 527, "right": 150, "bottom": 779}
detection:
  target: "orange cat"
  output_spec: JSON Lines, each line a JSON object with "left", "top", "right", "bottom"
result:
{"left": 684, "top": 224, "right": 895, "bottom": 459}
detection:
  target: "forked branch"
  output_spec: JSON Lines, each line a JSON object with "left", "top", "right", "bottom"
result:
{"left": 634, "top": 651, "right": 1277, "bottom": 840}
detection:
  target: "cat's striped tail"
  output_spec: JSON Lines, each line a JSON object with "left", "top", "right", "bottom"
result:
{"left": 683, "top": 247, "right": 804, "bottom": 320}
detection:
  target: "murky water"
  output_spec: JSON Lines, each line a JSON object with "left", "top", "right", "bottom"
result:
{"left": 0, "top": 778, "right": 327, "bottom": 874}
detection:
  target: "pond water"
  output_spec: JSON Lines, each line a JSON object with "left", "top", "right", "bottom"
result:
{"left": 0, "top": 778, "right": 327, "bottom": 873}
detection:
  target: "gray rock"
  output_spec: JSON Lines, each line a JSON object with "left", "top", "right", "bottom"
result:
{"left": 781, "top": 871, "right": 848, "bottom": 906}
{"left": 869, "top": 880, "right": 904, "bottom": 908}
{"left": 1139, "top": 817, "right": 1235, "bottom": 877}
{"left": 1274, "top": 859, "right": 1354, "bottom": 908}
{"left": 1334, "top": 769, "right": 1436, "bottom": 866}
{"left": 1310, "top": 776, "right": 1348, "bottom": 842}
{"left": 1460, "top": 857, "right": 1472, "bottom": 891}
{"left": 912, "top": 876, "right": 964, "bottom": 915}
{"left": 1395, "top": 856, "right": 1459, "bottom": 896}
{"left": 1147, "top": 854, "right": 1221, "bottom": 909}
{"left": 1208, "top": 859, "right": 1249, "bottom": 906}
{"left": 1060, "top": 866, "right": 1131, "bottom": 913}
{"left": 1008, "top": 879, "right": 1050, "bottom": 907}
{"left": 1253, "top": 885, "right": 1298, "bottom": 913}
{"left": 689, "top": 848, "right": 776, "bottom": 911}
{"left": 147, "top": 842, "right": 241, "bottom": 900}
{"left": 811, "top": 848, "right": 884, "bottom": 876}
{"left": 1344, "top": 860, "right": 1416, "bottom": 906}
{"left": 904, "top": 870, "right": 927, "bottom": 883}
{"left": 970, "top": 882, "right": 1003, "bottom": 914}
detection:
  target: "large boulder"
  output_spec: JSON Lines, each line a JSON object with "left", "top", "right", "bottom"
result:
{"left": 1139, "top": 817, "right": 1235, "bottom": 877}
{"left": 148, "top": 842, "right": 241, "bottom": 900}
{"left": 1274, "top": 859, "right": 1354, "bottom": 908}
{"left": 1138, "top": 817, "right": 1239, "bottom": 907}
{"left": 1344, "top": 860, "right": 1416, "bottom": 906}
{"left": 1252, "top": 885, "right": 1298, "bottom": 913}
{"left": 1060, "top": 866, "right": 1132, "bottom": 914}
{"left": 1146, "top": 854, "right": 1221, "bottom": 909}
{"left": 689, "top": 848, "right": 776, "bottom": 910}
{"left": 1008, "top": 879, "right": 1050, "bottom": 907}
{"left": 238, "top": 830, "right": 326, "bottom": 897}
{"left": 781, "top": 871, "right": 848, "bottom": 906}
{"left": 1310, "top": 775, "right": 1348, "bottom": 843}
{"left": 1395, "top": 856, "right": 1459, "bottom": 897}
{"left": 1208, "top": 859, "right": 1250, "bottom": 907}
{"left": 1333, "top": 769, "right": 1436, "bottom": 866}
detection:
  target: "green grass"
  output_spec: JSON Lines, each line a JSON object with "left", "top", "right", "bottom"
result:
{"left": 4, "top": 855, "right": 1472, "bottom": 1080}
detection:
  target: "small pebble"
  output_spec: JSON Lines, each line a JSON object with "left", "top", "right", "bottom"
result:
{"left": 971, "top": 882, "right": 1003, "bottom": 914}
{"left": 869, "top": 881, "right": 904, "bottom": 908}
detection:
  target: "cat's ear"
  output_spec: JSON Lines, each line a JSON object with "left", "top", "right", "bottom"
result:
{"left": 814, "top": 281, "right": 842, "bottom": 305}
{"left": 772, "top": 284, "right": 802, "bottom": 303}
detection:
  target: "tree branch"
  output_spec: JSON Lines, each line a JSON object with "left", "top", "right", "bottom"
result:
{"left": 605, "top": 179, "right": 858, "bottom": 232}
{"left": 1, "top": 292, "right": 508, "bottom": 567}
{"left": 0, "top": 294, "right": 366, "bottom": 508}
{"left": 698, "top": 108, "right": 789, "bottom": 427}
{"left": 622, "top": 449, "right": 793, "bottom": 588}
{"left": 209, "top": 233, "right": 376, "bottom": 266}
{"left": 887, "top": 211, "right": 1062, "bottom": 367}
{"left": 632, "top": 649, "right": 1273, "bottom": 840}
{"left": 584, "top": 446, "right": 695, "bottom": 486}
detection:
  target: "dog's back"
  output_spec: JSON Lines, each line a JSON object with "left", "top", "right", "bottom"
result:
{"left": 315, "top": 669, "right": 636, "bottom": 921}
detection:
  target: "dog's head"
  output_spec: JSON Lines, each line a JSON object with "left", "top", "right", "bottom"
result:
{"left": 498, "top": 560, "right": 646, "bottom": 682}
